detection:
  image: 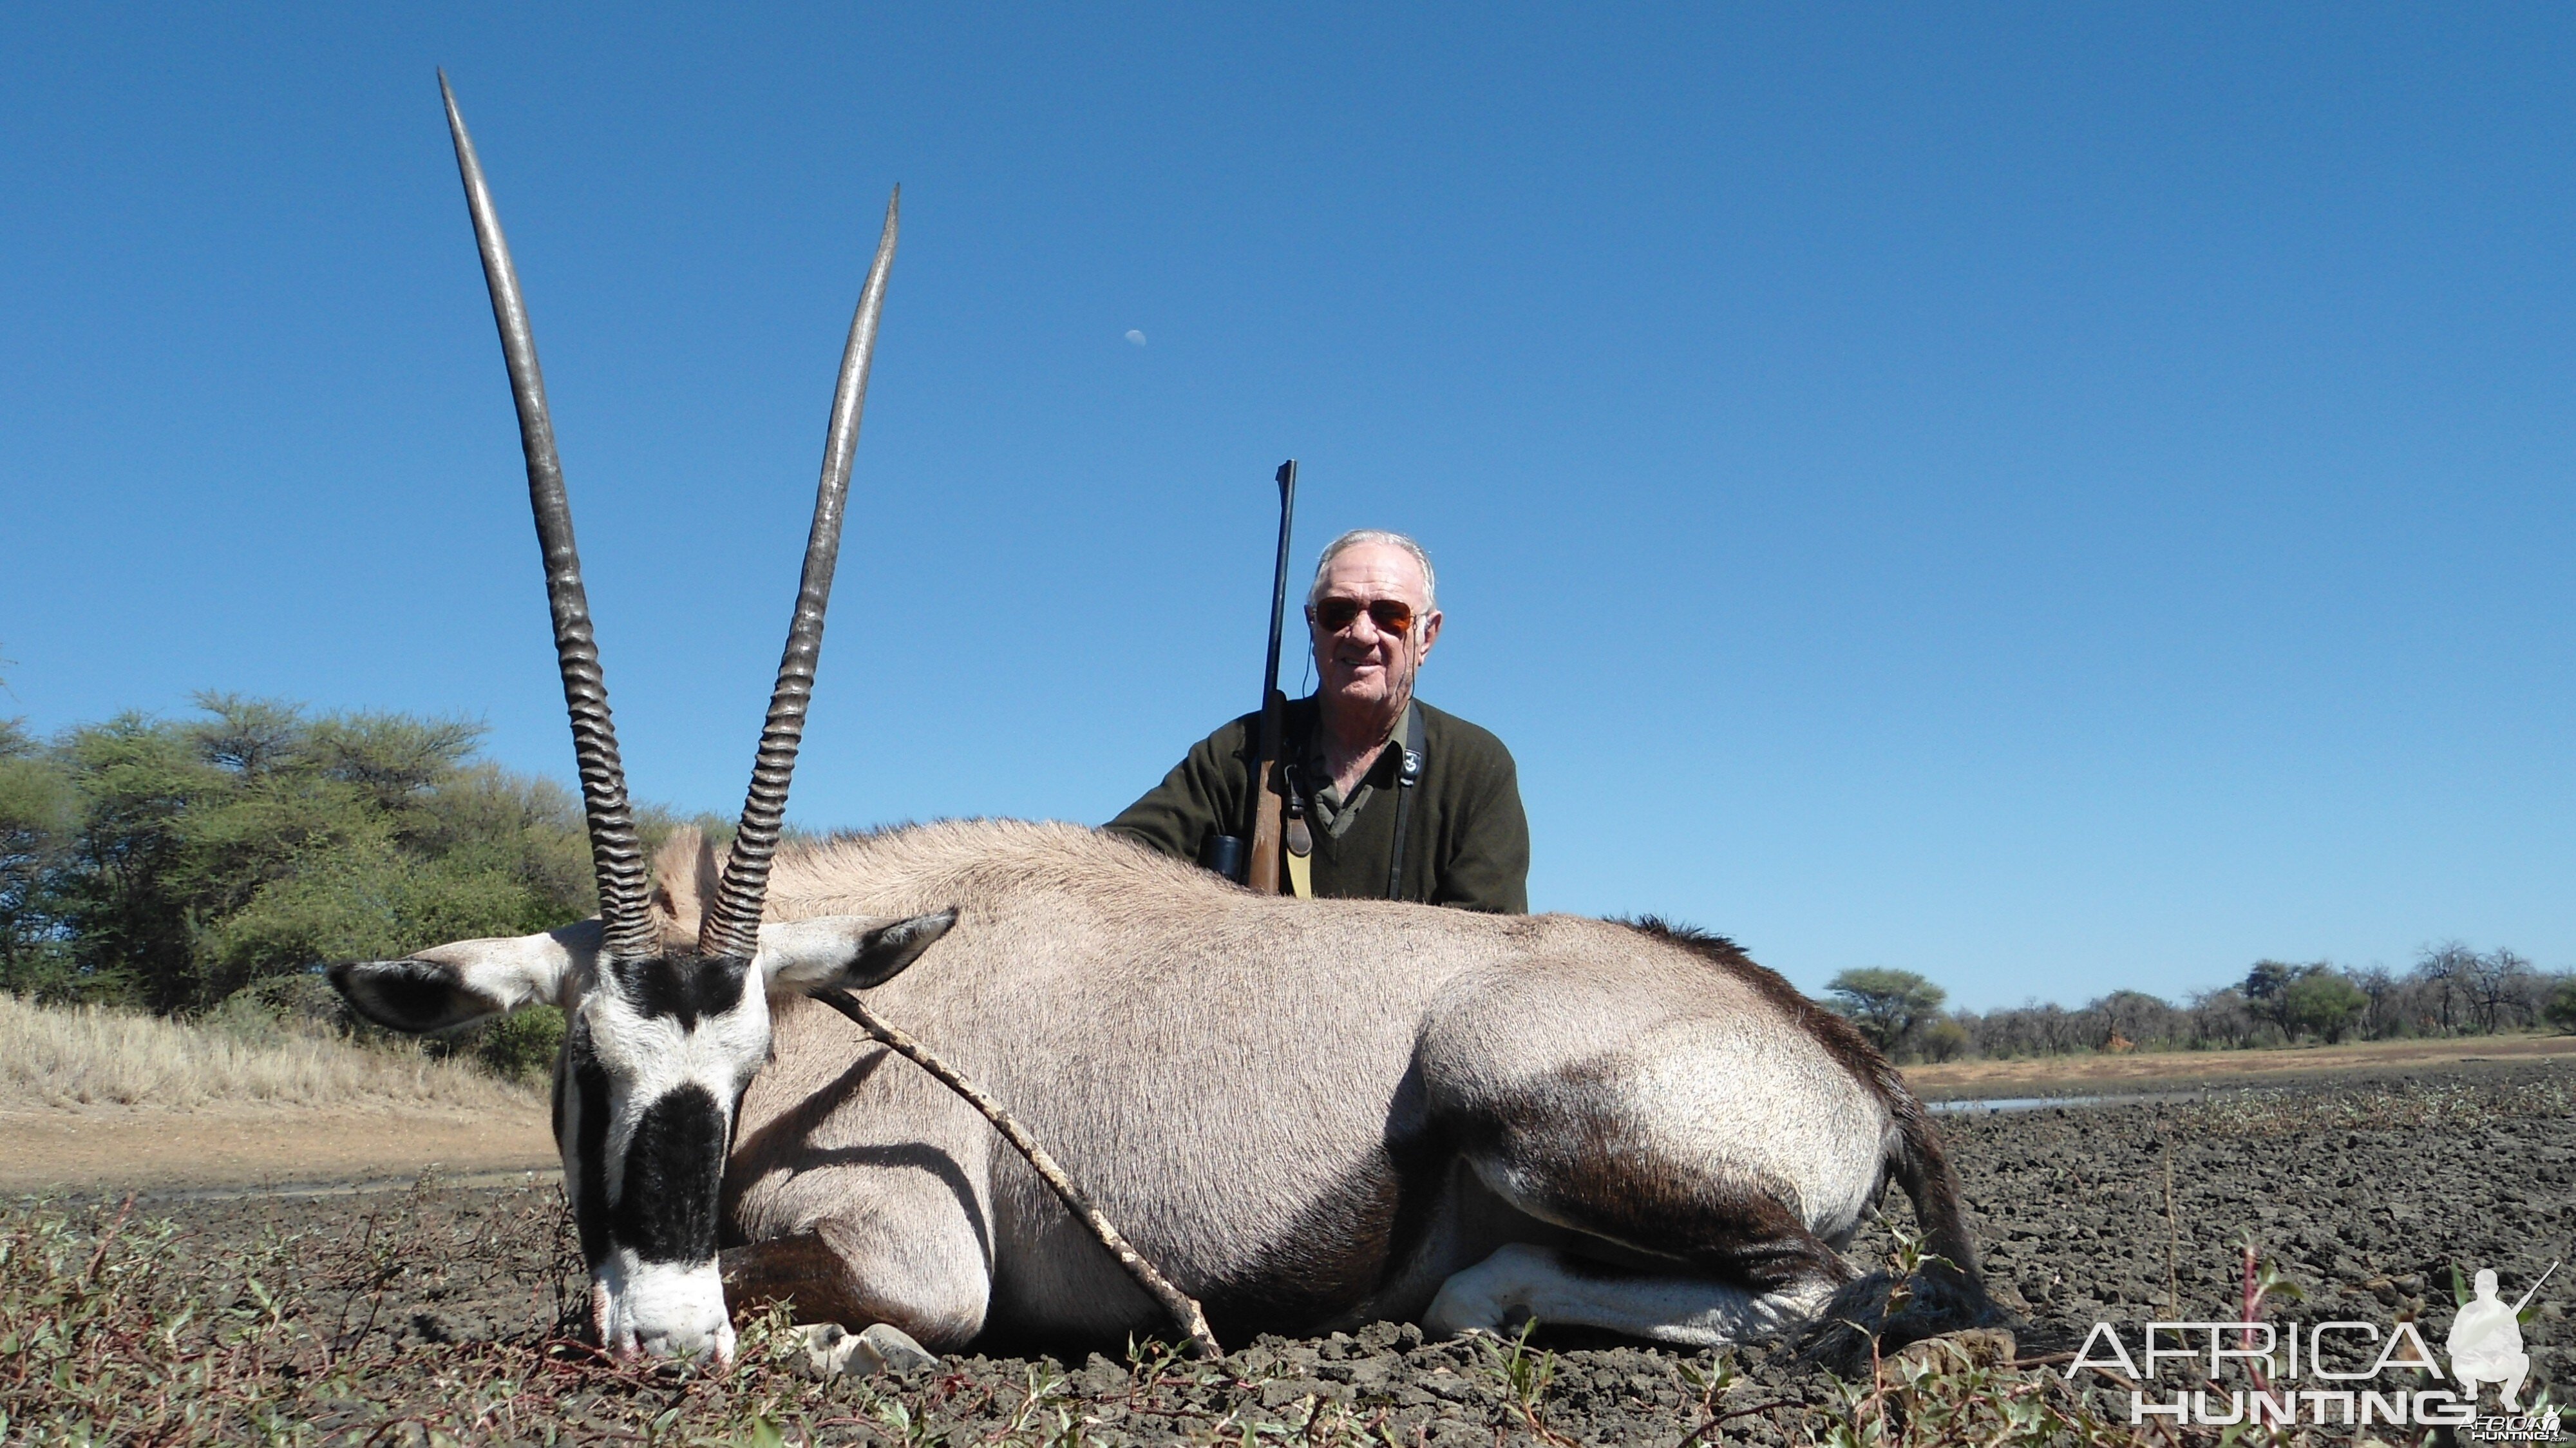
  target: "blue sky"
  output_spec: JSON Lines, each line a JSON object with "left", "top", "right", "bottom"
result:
{"left": 4, "top": 6, "right": 2570, "bottom": 1009}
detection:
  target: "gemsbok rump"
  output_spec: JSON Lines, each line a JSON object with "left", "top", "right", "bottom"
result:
{"left": 332, "top": 77, "right": 1993, "bottom": 1364}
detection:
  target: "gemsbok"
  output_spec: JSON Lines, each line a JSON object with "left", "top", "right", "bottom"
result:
{"left": 332, "top": 77, "right": 1994, "bottom": 1364}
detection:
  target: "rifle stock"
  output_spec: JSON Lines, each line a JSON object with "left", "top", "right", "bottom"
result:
{"left": 1247, "top": 692, "right": 1287, "bottom": 892}
{"left": 1244, "top": 460, "right": 1298, "bottom": 892}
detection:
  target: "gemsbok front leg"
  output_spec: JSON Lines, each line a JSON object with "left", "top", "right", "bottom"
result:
{"left": 719, "top": 1190, "right": 994, "bottom": 1351}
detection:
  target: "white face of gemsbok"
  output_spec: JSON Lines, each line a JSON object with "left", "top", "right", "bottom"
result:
{"left": 331, "top": 910, "right": 956, "bottom": 1361}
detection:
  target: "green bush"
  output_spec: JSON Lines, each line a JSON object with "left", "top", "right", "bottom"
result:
{"left": 2280, "top": 969, "right": 2369, "bottom": 1043}
{"left": 1913, "top": 1015, "right": 1971, "bottom": 1063}
{"left": 2546, "top": 976, "right": 2576, "bottom": 1034}
{"left": 468, "top": 1005, "right": 566, "bottom": 1083}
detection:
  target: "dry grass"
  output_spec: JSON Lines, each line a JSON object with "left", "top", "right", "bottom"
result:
{"left": 0, "top": 995, "right": 536, "bottom": 1112}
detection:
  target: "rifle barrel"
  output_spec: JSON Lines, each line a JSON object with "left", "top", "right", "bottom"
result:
{"left": 1242, "top": 460, "right": 1299, "bottom": 891}
{"left": 2508, "top": 1260, "right": 2559, "bottom": 1315}
{"left": 1262, "top": 460, "right": 1299, "bottom": 701}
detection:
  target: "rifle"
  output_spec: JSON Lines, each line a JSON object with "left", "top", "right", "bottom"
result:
{"left": 1231, "top": 460, "right": 1298, "bottom": 889}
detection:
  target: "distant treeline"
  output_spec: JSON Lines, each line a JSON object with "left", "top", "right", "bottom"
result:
{"left": 9, "top": 696, "right": 2571, "bottom": 1072}
{"left": 1826, "top": 950, "right": 2576, "bottom": 1066}
{"left": 0, "top": 696, "right": 728, "bottom": 1074}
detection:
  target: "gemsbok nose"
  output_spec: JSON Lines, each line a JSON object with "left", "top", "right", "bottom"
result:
{"left": 596, "top": 1254, "right": 734, "bottom": 1364}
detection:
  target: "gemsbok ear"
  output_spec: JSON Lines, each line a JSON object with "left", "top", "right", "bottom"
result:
{"left": 758, "top": 909, "right": 959, "bottom": 993}
{"left": 330, "top": 919, "right": 599, "bottom": 1034}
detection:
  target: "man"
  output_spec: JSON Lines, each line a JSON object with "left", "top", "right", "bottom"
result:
{"left": 1108, "top": 529, "right": 1529, "bottom": 911}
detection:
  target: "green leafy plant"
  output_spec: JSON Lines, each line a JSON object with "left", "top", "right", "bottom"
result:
{"left": 473, "top": 1004, "right": 567, "bottom": 1082}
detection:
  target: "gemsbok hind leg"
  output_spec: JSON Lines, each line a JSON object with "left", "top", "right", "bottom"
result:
{"left": 1429, "top": 1084, "right": 1861, "bottom": 1344}
{"left": 1424, "top": 1241, "right": 1843, "bottom": 1346}
{"left": 1421, "top": 1181, "right": 1857, "bottom": 1348}
{"left": 1412, "top": 963, "right": 1880, "bottom": 1346}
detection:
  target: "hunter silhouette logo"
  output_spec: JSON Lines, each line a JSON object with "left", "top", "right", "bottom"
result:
{"left": 2452, "top": 1262, "right": 2553, "bottom": 1414}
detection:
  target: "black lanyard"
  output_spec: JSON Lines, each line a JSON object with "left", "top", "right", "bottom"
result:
{"left": 1383, "top": 707, "right": 1427, "bottom": 901}
{"left": 1281, "top": 707, "right": 1428, "bottom": 901}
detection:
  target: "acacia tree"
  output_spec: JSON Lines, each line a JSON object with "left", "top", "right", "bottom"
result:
{"left": 2242, "top": 959, "right": 2327, "bottom": 1038}
{"left": 2465, "top": 948, "right": 2535, "bottom": 1033}
{"left": 1824, "top": 967, "right": 1947, "bottom": 1058}
{"left": 2094, "top": 989, "right": 2184, "bottom": 1049}
{"left": 2412, "top": 942, "right": 2476, "bottom": 1033}
{"left": 2351, "top": 964, "right": 2398, "bottom": 1038}
{"left": 28, "top": 695, "right": 598, "bottom": 1011}
{"left": 0, "top": 718, "right": 76, "bottom": 993}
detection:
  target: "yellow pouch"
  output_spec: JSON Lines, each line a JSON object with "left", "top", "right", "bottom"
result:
{"left": 1284, "top": 816, "right": 1314, "bottom": 899}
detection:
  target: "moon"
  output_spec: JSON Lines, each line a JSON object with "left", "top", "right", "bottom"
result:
{"left": 1124, "top": 330, "right": 1147, "bottom": 347}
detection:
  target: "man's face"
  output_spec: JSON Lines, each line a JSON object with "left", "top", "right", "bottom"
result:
{"left": 1307, "top": 542, "right": 1443, "bottom": 721}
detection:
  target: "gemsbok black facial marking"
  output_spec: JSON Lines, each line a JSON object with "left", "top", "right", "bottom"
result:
{"left": 606, "top": 953, "right": 753, "bottom": 1028}
{"left": 557, "top": 957, "right": 761, "bottom": 1276}
{"left": 571, "top": 1049, "right": 615, "bottom": 1265}
{"left": 612, "top": 1083, "right": 729, "bottom": 1264}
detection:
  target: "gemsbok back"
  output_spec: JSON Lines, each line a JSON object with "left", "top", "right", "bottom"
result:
{"left": 333, "top": 77, "right": 1994, "bottom": 1365}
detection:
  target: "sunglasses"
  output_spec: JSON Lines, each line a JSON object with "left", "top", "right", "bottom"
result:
{"left": 1311, "top": 596, "right": 1417, "bottom": 636}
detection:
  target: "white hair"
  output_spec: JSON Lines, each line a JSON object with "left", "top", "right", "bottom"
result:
{"left": 1307, "top": 529, "right": 1437, "bottom": 611}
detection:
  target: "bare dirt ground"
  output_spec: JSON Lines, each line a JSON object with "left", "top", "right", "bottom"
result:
{"left": 0, "top": 1100, "right": 556, "bottom": 1196}
{"left": 6, "top": 1059, "right": 2570, "bottom": 1443}
{"left": 1903, "top": 1031, "right": 2576, "bottom": 1100}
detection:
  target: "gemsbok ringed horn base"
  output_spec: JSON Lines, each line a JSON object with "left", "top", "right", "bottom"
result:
{"left": 333, "top": 75, "right": 2000, "bottom": 1367}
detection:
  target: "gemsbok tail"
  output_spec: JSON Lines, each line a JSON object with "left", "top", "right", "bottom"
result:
{"left": 1884, "top": 1087, "right": 1987, "bottom": 1302}
{"left": 1801, "top": 1077, "right": 2009, "bottom": 1370}
{"left": 1792, "top": 1055, "right": 2010, "bottom": 1371}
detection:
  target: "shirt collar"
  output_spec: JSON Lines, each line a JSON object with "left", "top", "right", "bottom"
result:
{"left": 1296, "top": 698, "right": 1415, "bottom": 822}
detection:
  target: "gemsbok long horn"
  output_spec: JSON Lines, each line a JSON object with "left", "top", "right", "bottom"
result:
{"left": 439, "top": 71, "right": 656, "bottom": 962}
{"left": 697, "top": 191, "right": 900, "bottom": 962}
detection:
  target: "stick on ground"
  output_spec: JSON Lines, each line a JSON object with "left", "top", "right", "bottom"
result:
{"left": 813, "top": 987, "right": 1223, "bottom": 1359}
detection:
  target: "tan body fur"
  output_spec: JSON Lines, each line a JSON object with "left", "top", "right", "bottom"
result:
{"left": 674, "top": 819, "right": 1969, "bottom": 1351}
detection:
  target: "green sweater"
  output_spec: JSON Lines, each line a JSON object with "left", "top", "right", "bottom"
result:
{"left": 1105, "top": 697, "right": 1530, "bottom": 913}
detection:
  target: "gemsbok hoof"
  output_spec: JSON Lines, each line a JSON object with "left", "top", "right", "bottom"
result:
{"left": 860, "top": 1323, "right": 940, "bottom": 1375}
{"left": 797, "top": 1322, "right": 939, "bottom": 1378}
